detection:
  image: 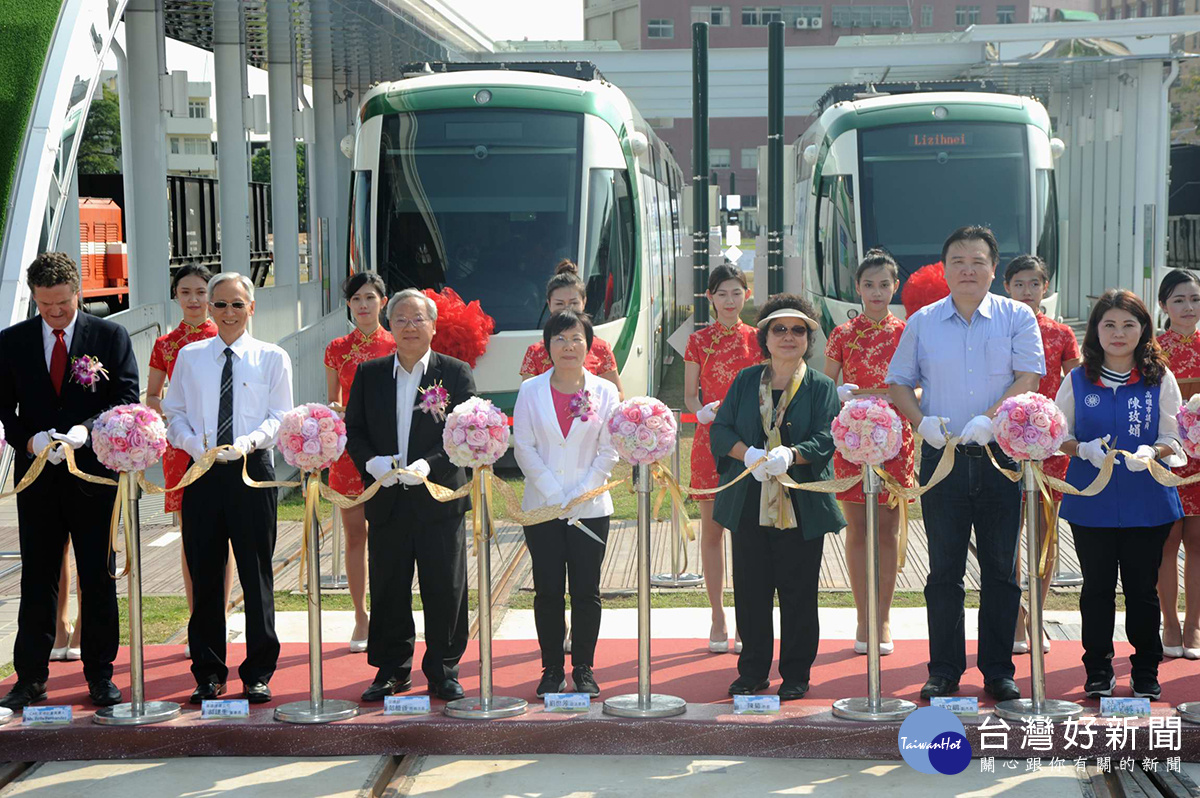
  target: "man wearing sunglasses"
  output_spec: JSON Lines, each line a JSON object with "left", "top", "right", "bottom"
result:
{"left": 163, "top": 272, "right": 293, "bottom": 705}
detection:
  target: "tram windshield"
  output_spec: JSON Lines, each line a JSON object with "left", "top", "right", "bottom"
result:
{"left": 857, "top": 122, "right": 1033, "bottom": 294}
{"left": 374, "top": 109, "right": 583, "bottom": 332}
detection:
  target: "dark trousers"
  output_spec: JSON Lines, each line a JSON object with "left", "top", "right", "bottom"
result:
{"left": 523, "top": 516, "right": 610, "bottom": 669}
{"left": 367, "top": 510, "right": 468, "bottom": 685}
{"left": 1070, "top": 522, "right": 1172, "bottom": 680}
{"left": 731, "top": 523, "right": 825, "bottom": 683}
{"left": 919, "top": 442, "right": 1022, "bottom": 682}
{"left": 13, "top": 468, "right": 119, "bottom": 684}
{"left": 181, "top": 450, "right": 279, "bottom": 685}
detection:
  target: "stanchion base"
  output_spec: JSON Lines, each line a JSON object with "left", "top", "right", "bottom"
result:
{"left": 1178, "top": 702, "right": 1200, "bottom": 724}
{"left": 93, "top": 700, "right": 182, "bottom": 726}
{"left": 443, "top": 695, "right": 527, "bottom": 719}
{"left": 320, "top": 575, "right": 350, "bottom": 590}
{"left": 994, "top": 698, "right": 1084, "bottom": 722}
{"left": 1050, "top": 571, "right": 1084, "bottom": 588}
{"left": 0, "top": 706, "right": 12, "bottom": 725}
{"left": 832, "top": 697, "right": 917, "bottom": 722}
{"left": 274, "top": 699, "right": 359, "bottom": 724}
{"left": 650, "top": 573, "right": 704, "bottom": 588}
{"left": 603, "top": 693, "right": 687, "bottom": 718}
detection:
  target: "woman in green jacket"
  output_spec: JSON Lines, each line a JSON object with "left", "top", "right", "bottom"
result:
{"left": 710, "top": 294, "right": 845, "bottom": 700}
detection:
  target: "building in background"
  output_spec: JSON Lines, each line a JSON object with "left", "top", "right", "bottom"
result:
{"left": 165, "top": 75, "right": 216, "bottom": 176}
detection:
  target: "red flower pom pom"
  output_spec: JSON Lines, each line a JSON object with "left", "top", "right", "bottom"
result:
{"left": 424, "top": 287, "right": 495, "bottom": 368}
{"left": 901, "top": 261, "right": 949, "bottom": 318}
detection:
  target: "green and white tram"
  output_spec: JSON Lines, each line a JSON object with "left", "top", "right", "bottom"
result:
{"left": 788, "top": 85, "right": 1063, "bottom": 336}
{"left": 347, "top": 62, "right": 684, "bottom": 411}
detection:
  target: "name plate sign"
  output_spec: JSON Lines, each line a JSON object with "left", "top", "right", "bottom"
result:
{"left": 1100, "top": 697, "right": 1152, "bottom": 718}
{"left": 201, "top": 699, "right": 250, "bottom": 719}
{"left": 23, "top": 706, "right": 71, "bottom": 725}
{"left": 930, "top": 696, "right": 979, "bottom": 716}
{"left": 733, "top": 695, "right": 780, "bottom": 715}
{"left": 384, "top": 696, "right": 431, "bottom": 715}
{"left": 544, "top": 693, "right": 590, "bottom": 713}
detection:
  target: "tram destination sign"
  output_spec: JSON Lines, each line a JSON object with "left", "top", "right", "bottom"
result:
{"left": 909, "top": 131, "right": 972, "bottom": 148}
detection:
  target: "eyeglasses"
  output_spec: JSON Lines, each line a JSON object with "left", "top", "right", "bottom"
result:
{"left": 211, "top": 301, "right": 248, "bottom": 310}
{"left": 770, "top": 324, "right": 808, "bottom": 337}
{"left": 392, "top": 316, "right": 429, "bottom": 329}
{"left": 552, "top": 335, "right": 587, "bottom": 347}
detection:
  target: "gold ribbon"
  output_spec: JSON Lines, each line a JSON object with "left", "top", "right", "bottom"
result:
{"left": 108, "top": 472, "right": 132, "bottom": 579}
{"left": 296, "top": 472, "right": 323, "bottom": 590}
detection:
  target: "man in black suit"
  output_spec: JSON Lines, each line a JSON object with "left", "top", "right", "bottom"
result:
{"left": 345, "top": 288, "right": 475, "bottom": 702}
{"left": 0, "top": 252, "right": 139, "bottom": 710}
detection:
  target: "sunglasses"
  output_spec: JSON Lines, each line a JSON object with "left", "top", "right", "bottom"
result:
{"left": 211, "top": 301, "right": 248, "bottom": 310}
{"left": 769, "top": 324, "right": 809, "bottom": 337}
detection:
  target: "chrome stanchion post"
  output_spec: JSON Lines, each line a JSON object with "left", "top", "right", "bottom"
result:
{"left": 605, "top": 463, "right": 687, "bottom": 718}
{"left": 276, "top": 475, "right": 358, "bottom": 723}
{"left": 95, "top": 476, "right": 181, "bottom": 725}
{"left": 833, "top": 465, "right": 915, "bottom": 722}
{"left": 652, "top": 410, "right": 702, "bottom": 588}
{"left": 995, "top": 460, "right": 1082, "bottom": 722}
{"left": 445, "top": 475, "right": 526, "bottom": 718}
{"left": 321, "top": 507, "right": 348, "bottom": 589}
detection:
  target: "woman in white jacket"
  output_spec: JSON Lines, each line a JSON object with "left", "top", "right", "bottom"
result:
{"left": 514, "top": 309, "right": 620, "bottom": 699}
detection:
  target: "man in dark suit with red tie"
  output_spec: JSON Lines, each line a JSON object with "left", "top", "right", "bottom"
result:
{"left": 0, "top": 252, "right": 139, "bottom": 710}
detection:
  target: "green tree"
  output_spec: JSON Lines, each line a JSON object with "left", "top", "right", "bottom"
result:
{"left": 77, "top": 84, "right": 121, "bottom": 174}
{"left": 250, "top": 143, "right": 308, "bottom": 231}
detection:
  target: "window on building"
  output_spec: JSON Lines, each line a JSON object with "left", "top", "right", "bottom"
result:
{"left": 782, "top": 5, "right": 824, "bottom": 24}
{"left": 1029, "top": 4, "right": 1049, "bottom": 20}
{"left": 996, "top": 4, "right": 1015, "bottom": 22}
{"left": 188, "top": 100, "right": 208, "bottom": 119}
{"left": 921, "top": 4, "right": 934, "bottom": 25}
{"left": 169, "top": 137, "right": 180, "bottom": 154}
{"left": 710, "top": 148, "right": 731, "bottom": 168}
{"left": 831, "top": 5, "right": 913, "bottom": 26}
{"left": 954, "top": 5, "right": 981, "bottom": 25}
{"left": 742, "top": 6, "right": 784, "bottom": 25}
{"left": 183, "top": 138, "right": 210, "bottom": 156}
{"left": 647, "top": 18, "right": 674, "bottom": 37}
{"left": 691, "top": 5, "right": 732, "bottom": 24}
{"left": 741, "top": 148, "right": 759, "bottom": 169}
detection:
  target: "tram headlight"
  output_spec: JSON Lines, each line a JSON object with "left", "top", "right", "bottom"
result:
{"left": 474, "top": 89, "right": 492, "bottom": 105}
{"left": 933, "top": 105, "right": 949, "bottom": 119}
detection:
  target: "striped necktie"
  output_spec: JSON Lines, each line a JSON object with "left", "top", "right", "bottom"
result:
{"left": 217, "top": 347, "right": 234, "bottom": 446}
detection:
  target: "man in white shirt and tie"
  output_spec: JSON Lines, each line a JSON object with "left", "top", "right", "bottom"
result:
{"left": 163, "top": 272, "right": 293, "bottom": 705}
{"left": 345, "top": 289, "right": 476, "bottom": 703}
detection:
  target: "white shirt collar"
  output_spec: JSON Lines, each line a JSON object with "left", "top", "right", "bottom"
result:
{"left": 213, "top": 331, "right": 255, "bottom": 361}
{"left": 394, "top": 348, "right": 433, "bottom": 378}
{"left": 42, "top": 311, "right": 79, "bottom": 342}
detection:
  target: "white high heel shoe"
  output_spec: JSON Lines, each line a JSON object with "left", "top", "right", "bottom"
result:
{"left": 1163, "top": 645, "right": 1184, "bottom": 658}
{"left": 50, "top": 623, "right": 74, "bottom": 661}
{"left": 854, "top": 639, "right": 894, "bottom": 655}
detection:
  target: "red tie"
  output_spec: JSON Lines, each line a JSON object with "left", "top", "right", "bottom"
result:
{"left": 50, "top": 329, "right": 67, "bottom": 395}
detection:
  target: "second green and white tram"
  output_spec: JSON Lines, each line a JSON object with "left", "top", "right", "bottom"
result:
{"left": 788, "top": 85, "right": 1063, "bottom": 337}
{"left": 346, "top": 62, "right": 684, "bottom": 411}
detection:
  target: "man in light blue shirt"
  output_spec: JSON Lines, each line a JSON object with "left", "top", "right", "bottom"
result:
{"left": 887, "top": 226, "right": 1045, "bottom": 703}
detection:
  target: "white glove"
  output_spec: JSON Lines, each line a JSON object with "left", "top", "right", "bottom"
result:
{"left": 1076, "top": 435, "right": 1110, "bottom": 469}
{"left": 233, "top": 435, "right": 255, "bottom": 456}
{"left": 917, "top": 416, "right": 950, "bottom": 449}
{"left": 696, "top": 400, "right": 721, "bottom": 425}
{"left": 837, "top": 383, "right": 859, "bottom": 403}
{"left": 1125, "top": 444, "right": 1157, "bottom": 473}
{"left": 31, "top": 430, "right": 65, "bottom": 465}
{"left": 366, "top": 455, "right": 397, "bottom": 486}
{"left": 215, "top": 446, "right": 243, "bottom": 462}
{"left": 742, "top": 446, "right": 769, "bottom": 482}
{"left": 399, "top": 458, "right": 430, "bottom": 486}
{"left": 960, "top": 415, "right": 995, "bottom": 446}
{"left": 52, "top": 425, "right": 88, "bottom": 450}
{"left": 764, "top": 445, "right": 795, "bottom": 476}
{"left": 180, "top": 434, "right": 207, "bottom": 462}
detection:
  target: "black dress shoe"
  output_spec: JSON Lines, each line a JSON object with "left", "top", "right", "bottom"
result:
{"left": 983, "top": 677, "right": 1020, "bottom": 702}
{"left": 431, "top": 678, "right": 464, "bottom": 701}
{"left": 361, "top": 675, "right": 413, "bottom": 702}
{"left": 572, "top": 665, "right": 600, "bottom": 697}
{"left": 1084, "top": 673, "right": 1116, "bottom": 698}
{"left": 778, "top": 680, "right": 809, "bottom": 701}
{"left": 0, "top": 681, "right": 47, "bottom": 710}
{"left": 244, "top": 681, "right": 272, "bottom": 704}
{"left": 920, "top": 675, "right": 960, "bottom": 700}
{"left": 536, "top": 667, "right": 566, "bottom": 698}
{"left": 189, "top": 681, "right": 227, "bottom": 704}
{"left": 728, "top": 675, "right": 770, "bottom": 696}
{"left": 88, "top": 679, "right": 122, "bottom": 707}
{"left": 1131, "top": 675, "right": 1162, "bottom": 700}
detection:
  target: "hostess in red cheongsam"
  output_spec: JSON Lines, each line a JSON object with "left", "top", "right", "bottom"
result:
{"left": 825, "top": 313, "right": 915, "bottom": 504}
{"left": 520, "top": 337, "right": 617, "bottom": 378}
{"left": 150, "top": 319, "right": 219, "bottom": 513}
{"left": 1037, "top": 313, "right": 1083, "bottom": 491}
{"left": 1160, "top": 328, "right": 1200, "bottom": 515}
{"left": 685, "top": 320, "right": 761, "bottom": 497}
{"left": 325, "top": 326, "right": 397, "bottom": 495}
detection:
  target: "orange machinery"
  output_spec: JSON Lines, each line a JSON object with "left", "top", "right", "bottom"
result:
{"left": 78, "top": 197, "right": 129, "bottom": 309}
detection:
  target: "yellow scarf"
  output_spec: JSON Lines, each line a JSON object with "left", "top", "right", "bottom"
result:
{"left": 757, "top": 361, "right": 806, "bottom": 528}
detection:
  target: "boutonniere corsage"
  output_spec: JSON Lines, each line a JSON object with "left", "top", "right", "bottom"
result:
{"left": 70, "top": 355, "right": 109, "bottom": 392}
{"left": 417, "top": 381, "right": 450, "bottom": 421}
{"left": 567, "top": 389, "right": 593, "bottom": 422}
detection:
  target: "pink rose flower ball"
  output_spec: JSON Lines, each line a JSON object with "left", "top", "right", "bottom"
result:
{"left": 606, "top": 397, "right": 677, "bottom": 465}
{"left": 1178, "top": 395, "right": 1200, "bottom": 459}
{"left": 832, "top": 397, "right": 902, "bottom": 466}
{"left": 442, "top": 397, "right": 510, "bottom": 468}
{"left": 278, "top": 403, "right": 347, "bottom": 472}
{"left": 991, "top": 392, "right": 1067, "bottom": 462}
{"left": 91, "top": 403, "right": 169, "bottom": 473}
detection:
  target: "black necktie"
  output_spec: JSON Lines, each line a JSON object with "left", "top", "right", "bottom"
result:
{"left": 217, "top": 347, "right": 234, "bottom": 446}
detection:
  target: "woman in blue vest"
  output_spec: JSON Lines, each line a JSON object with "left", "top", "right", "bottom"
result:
{"left": 1055, "top": 289, "right": 1185, "bottom": 701}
